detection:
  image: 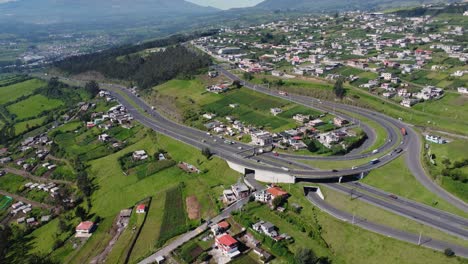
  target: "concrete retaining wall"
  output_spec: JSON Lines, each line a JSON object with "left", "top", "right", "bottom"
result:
{"left": 226, "top": 161, "right": 296, "bottom": 184}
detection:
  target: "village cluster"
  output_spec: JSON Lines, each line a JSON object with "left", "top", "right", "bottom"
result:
{"left": 202, "top": 84, "right": 359, "bottom": 152}
{"left": 194, "top": 8, "right": 466, "bottom": 109}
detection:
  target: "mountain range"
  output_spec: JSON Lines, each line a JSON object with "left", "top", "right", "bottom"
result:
{"left": 254, "top": 0, "right": 458, "bottom": 12}
{"left": 0, "top": 0, "right": 218, "bottom": 24}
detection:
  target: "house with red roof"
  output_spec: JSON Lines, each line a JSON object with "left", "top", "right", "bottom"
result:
{"left": 211, "top": 220, "right": 230, "bottom": 235}
{"left": 215, "top": 234, "right": 241, "bottom": 258}
{"left": 136, "top": 204, "right": 146, "bottom": 214}
{"left": 266, "top": 186, "right": 289, "bottom": 200}
{"left": 75, "top": 221, "right": 95, "bottom": 238}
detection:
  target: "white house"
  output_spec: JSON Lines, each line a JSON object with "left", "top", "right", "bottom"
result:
{"left": 75, "top": 221, "right": 95, "bottom": 238}
{"left": 457, "top": 87, "right": 468, "bottom": 94}
{"left": 425, "top": 135, "right": 446, "bottom": 144}
{"left": 251, "top": 131, "right": 273, "bottom": 146}
{"left": 270, "top": 108, "right": 283, "bottom": 116}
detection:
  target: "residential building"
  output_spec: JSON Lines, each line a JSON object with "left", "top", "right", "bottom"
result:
{"left": 251, "top": 131, "right": 273, "bottom": 146}
{"left": 211, "top": 221, "right": 230, "bottom": 236}
{"left": 231, "top": 182, "right": 250, "bottom": 199}
{"left": 254, "top": 190, "right": 272, "bottom": 203}
{"left": 457, "top": 87, "right": 468, "bottom": 94}
{"left": 75, "top": 221, "right": 95, "bottom": 238}
{"left": 133, "top": 150, "right": 148, "bottom": 161}
{"left": 400, "top": 98, "right": 419, "bottom": 108}
{"left": 253, "top": 221, "right": 278, "bottom": 238}
{"left": 266, "top": 186, "right": 289, "bottom": 200}
{"left": 136, "top": 204, "right": 146, "bottom": 214}
{"left": 270, "top": 108, "right": 282, "bottom": 116}
{"left": 333, "top": 117, "right": 349, "bottom": 127}
{"left": 215, "top": 234, "right": 241, "bottom": 258}
{"left": 425, "top": 135, "right": 446, "bottom": 144}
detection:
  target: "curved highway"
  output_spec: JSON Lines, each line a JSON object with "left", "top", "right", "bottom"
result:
{"left": 212, "top": 65, "right": 468, "bottom": 212}
{"left": 105, "top": 85, "right": 406, "bottom": 179}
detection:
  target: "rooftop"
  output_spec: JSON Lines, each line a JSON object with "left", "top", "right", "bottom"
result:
{"left": 217, "top": 234, "right": 237, "bottom": 246}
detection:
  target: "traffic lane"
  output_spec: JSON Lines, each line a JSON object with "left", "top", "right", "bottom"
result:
{"left": 215, "top": 66, "right": 402, "bottom": 158}
{"left": 306, "top": 192, "right": 468, "bottom": 258}
{"left": 404, "top": 125, "right": 468, "bottom": 212}
{"left": 347, "top": 182, "right": 468, "bottom": 228}
{"left": 108, "top": 87, "right": 401, "bottom": 178}
{"left": 327, "top": 183, "right": 468, "bottom": 239}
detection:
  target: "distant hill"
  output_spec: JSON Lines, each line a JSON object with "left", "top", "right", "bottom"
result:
{"left": 254, "top": 0, "right": 459, "bottom": 12}
{"left": 0, "top": 0, "right": 219, "bottom": 24}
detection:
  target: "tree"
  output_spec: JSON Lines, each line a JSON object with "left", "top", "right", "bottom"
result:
{"left": 243, "top": 72, "right": 253, "bottom": 81}
{"left": 202, "top": 147, "right": 212, "bottom": 159}
{"left": 75, "top": 206, "right": 87, "bottom": 221}
{"left": 0, "top": 226, "right": 12, "bottom": 262}
{"left": 77, "top": 171, "right": 92, "bottom": 197}
{"left": 295, "top": 248, "right": 317, "bottom": 264}
{"left": 276, "top": 79, "right": 285, "bottom": 86}
{"left": 307, "top": 140, "right": 318, "bottom": 153}
{"left": 85, "top": 80, "right": 100, "bottom": 97}
{"left": 441, "top": 158, "right": 451, "bottom": 168}
{"left": 58, "top": 218, "right": 68, "bottom": 233}
{"left": 233, "top": 80, "right": 242, "bottom": 88}
{"left": 444, "top": 248, "right": 455, "bottom": 257}
{"left": 333, "top": 77, "right": 345, "bottom": 99}
{"left": 271, "top": 195, "right": 285, "bottom": 209}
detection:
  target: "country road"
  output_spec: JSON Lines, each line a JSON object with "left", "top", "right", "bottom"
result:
{"left": 0, "top": 190, "right": 53, "bottom": 210}
{"left": 2, "top": 167, "right": 72, "bottom": 185}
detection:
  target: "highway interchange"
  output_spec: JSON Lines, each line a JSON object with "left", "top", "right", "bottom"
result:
{"left": 56, "top": 64, "right": 468, "bottom": 258}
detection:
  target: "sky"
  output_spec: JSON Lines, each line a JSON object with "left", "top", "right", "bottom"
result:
{"left": 0, "top": 0, "right": 262, "bottom": 10}
{"left": 187, "top": 0, "right": 262, "bottom": 9}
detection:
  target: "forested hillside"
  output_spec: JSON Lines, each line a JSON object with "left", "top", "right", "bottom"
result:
{"left": 55, "top": 32, "right": 214, "bottom": 89}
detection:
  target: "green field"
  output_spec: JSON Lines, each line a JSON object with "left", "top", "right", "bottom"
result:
{"left": 14, "top": 116, "right": 47, "bottom": 135}
{"left": 106, "top": 209, "right": 146, "bottom": 264}
{"left": 286, "top": 184, "right": 468, "bottom": 264}
{"left": 153, "top": 78, "right": 328, "bottom": 132}
{"left": 412, "top": 93, "right": 468, "bottom": 121}
{"left": 0, "top": 78, "right": 45, "bottom": 105}
{"left": 0, "top": 195, "right": 12, "bottom": 210}
{"left": 319, "top": 185, "right": 468, "bottom": 248}
{"left": 158, "top": 185, "right": 188, "bottom": 246}
{"left": 7, "top": 94, "right": 64, "bottom": 120}
{"left": 0, "top": 173, "right": 27, "bottom": 193}
{"left": 363, "top": 156, "right": 467, "bottom": 217}
{"left": 65, "top": 130, "right": 240, "bottom": 263}
{"left": 129, "top": 196, "right": 165, "bottom": 263}
{"left": 424, "top": 139, "right": 468, "bottom": 202}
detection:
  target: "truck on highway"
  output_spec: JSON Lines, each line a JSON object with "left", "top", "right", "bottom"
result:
{"left": 401, "top": 127, "right": 407, "bottom": 136}
{"left": 369, "top": 159, "right": 380, "bottom": 165}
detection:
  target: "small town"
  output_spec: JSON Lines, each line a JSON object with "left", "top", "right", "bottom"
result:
{"left": 0, "top": 1, "right": 467, "bottom": 264}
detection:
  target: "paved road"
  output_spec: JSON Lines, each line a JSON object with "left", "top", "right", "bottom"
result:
{"left": 306, "top": 191, "right": 468, "bottom": 258}
{"left": 325, "top": 183, "right": 468, "bottom": 239}
{"left": 213, "top": 65, "right": 468, "bottom": 212}
{"left": 105, "top": 84, "right": 405, "bottom": 179}
{"left": 345, "top": 181, "right": 468, "bottom": 228}
{"left": 138, "top": 197, "right": 249, "bottom": 264}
